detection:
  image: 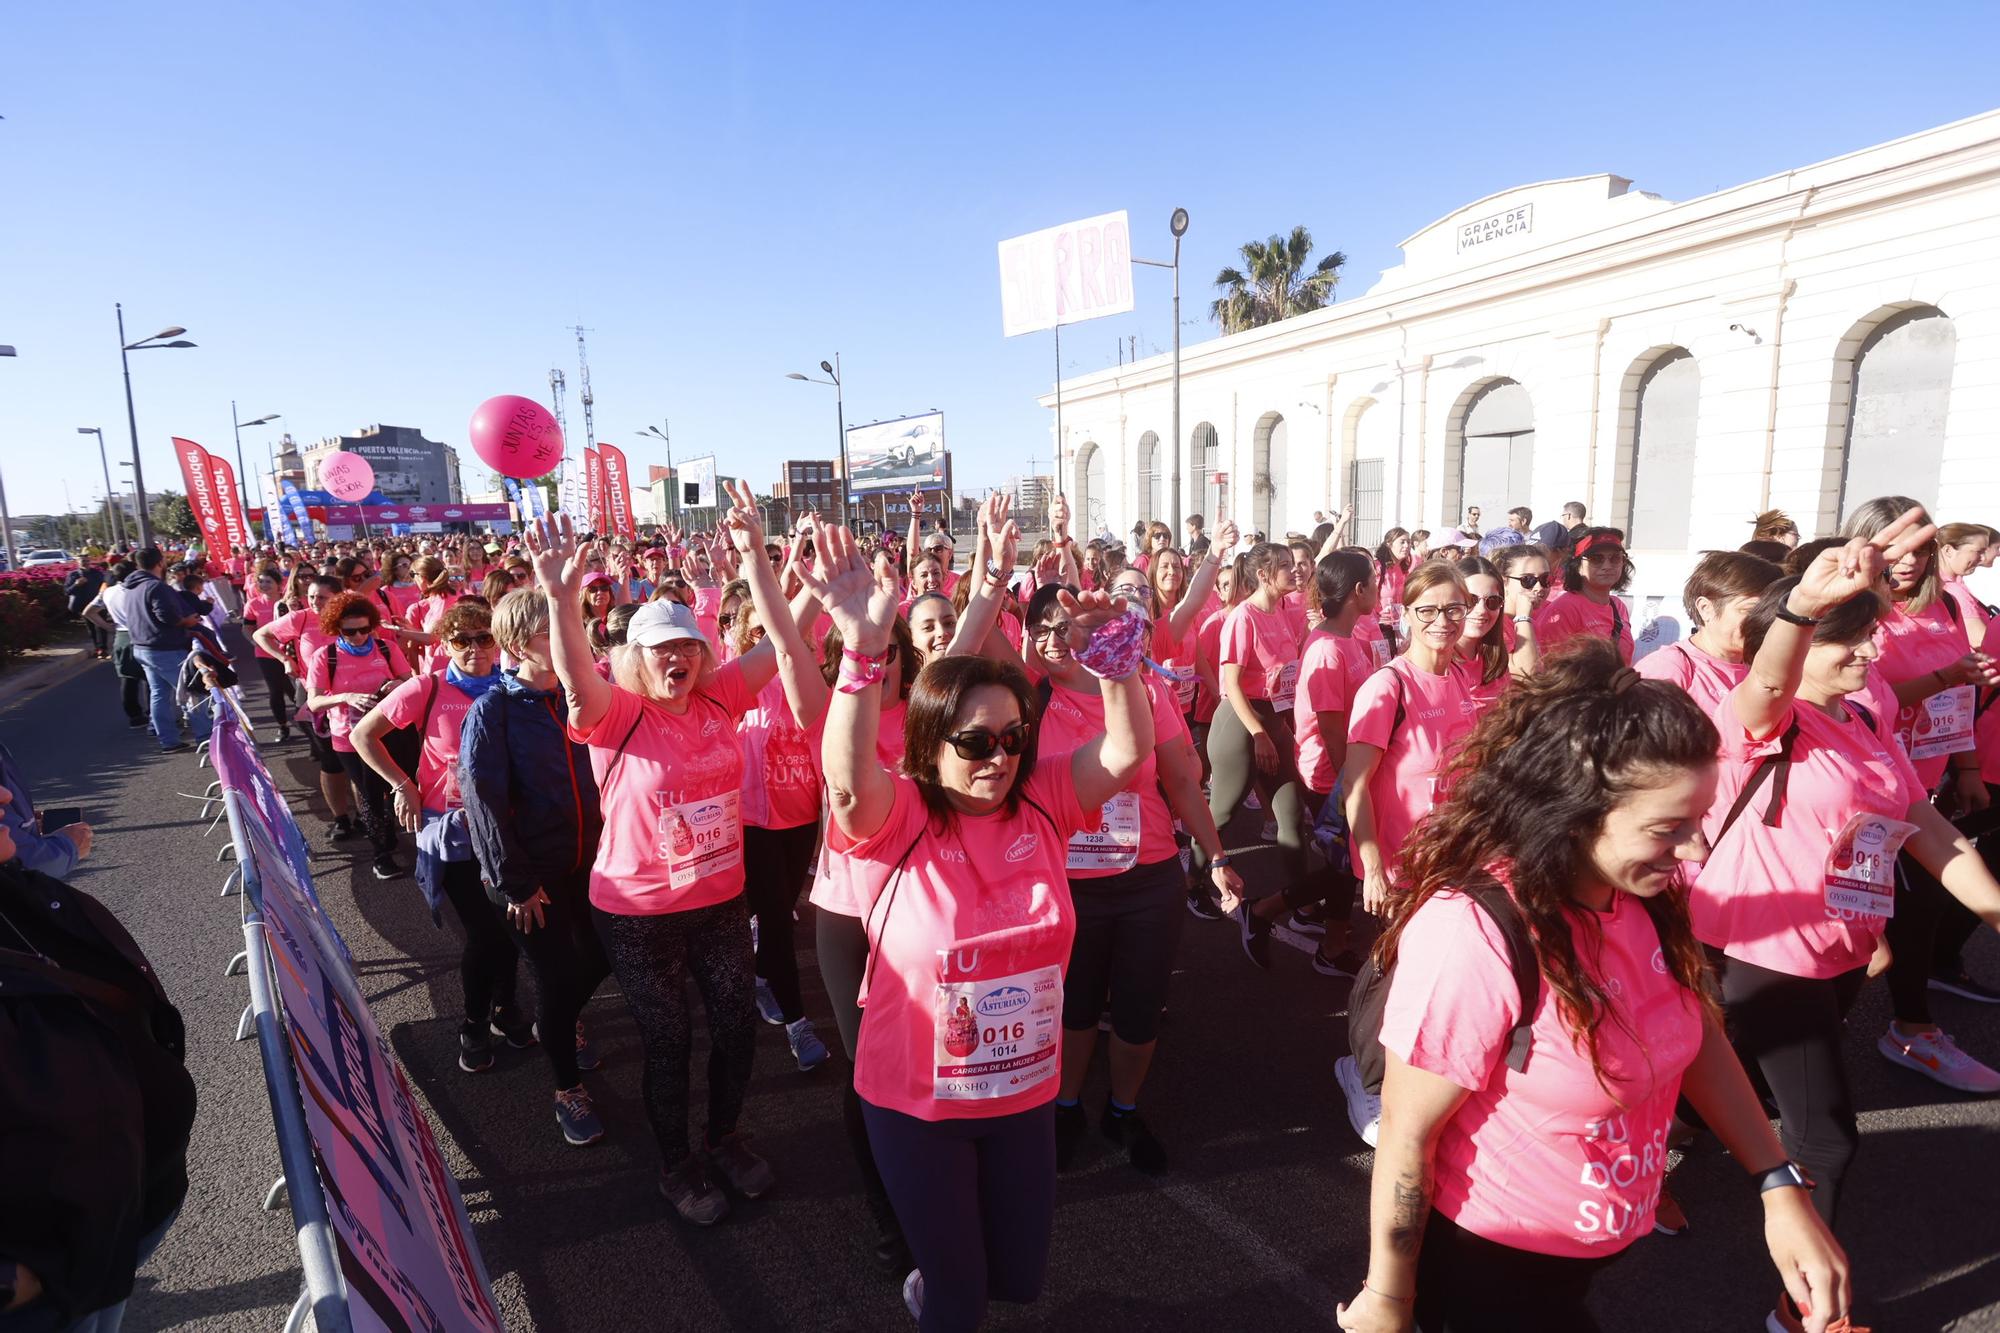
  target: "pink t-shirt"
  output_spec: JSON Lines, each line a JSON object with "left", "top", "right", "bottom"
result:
{"left": 1944, "top": 578, "right": 1994, "bottom": 642}
{"left": 1983, "top": 619, "right": 2000, "bottom": 785}
{"left": 739, "top": 676, "right": 821, "bottom": 830}
{"left": 1039, "top": 675, "right": 1188, "bottom": 878}
{"left": 1377, "top": 561, "right": 1409, "bottom": 630}
{"left": 304, "top": 638, "right": 410, "bottom": 752}
{"left": 1382, "top": 886, "right": 1702, "bottom": 1258}
{"left": 570, "top": 665, "right": 754, "bottom": 915}
{"left": 1347, "top": 658, "right": 1480, "bottom": 880}
{"left": 1635, "top": 638, "right": 1745, "bottom": 718}
{"left": 376, "top": 671, "right": 480, "bottom": 811}
{"left": 415, "top": 593, "right": 460, "bottom": 674}
{"left": 382, "top": 582, "right": 424, "bottom": 627}
{"left": 1151, "top": 614, "right": 1199, "bottom": 714}
{"left": 1220, "top": 600, "right": 1306, "bottom": 705}
{"left": 807, "top": 699, "right": 909, "bottom": 918}
{"left": 1693, "top": 689, "right": 1925, "bottom": 978}
{"left": 1193, "top": 607, "right": 1229, "bottom": 725}
{"left": 691, "top": 585, "right": 724, "bottom": 646}
{"left": 831, "top": 762, "right": 1088, "bottom": 1121}
{"left": 1873, "top": 599, "right": 1973, "bottom": 789}
{"left": 1537, "top": 591, "right": 1634, "bottom": 664}
{"left": 1294, "top": 630, "right": 1374, "bottom": 793}
{"left": 243, "top": 593, "right": 280, "bottom": 660}
{"left": 267, "top": 605, "right": 333, "bottom": 679}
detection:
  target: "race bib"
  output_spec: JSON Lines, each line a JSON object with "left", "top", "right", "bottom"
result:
{"left": 1824, "top": 812, "right": 1916, "bottom": 919}
{"left": 1068, "top": 791, "right": 1142, "bottom": 872}
{"left": 1271, "top": 660, "right": 1300, "bottom": 711}
{"left": 1371, "top": 639, "right": 1393, "bottom": 669}
{"left": 653, "top": 789, "right": 743, "bottom": 890}
{"left": 934, "top": 964, "right": 1062, "bottom": 1101}
{"left": 1906, "top": 685, "right": 1975, "bottom": 760}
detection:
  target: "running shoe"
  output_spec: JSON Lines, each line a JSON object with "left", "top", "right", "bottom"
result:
{"left": 1288, "top": 903, "right": 1329, "bottom": 938}
{"left": 659, "top": 1155, "right": 730, "bottom": 1226}
{"left": 786, "top": 1017, "right": 830, "bottom": 1072}
{"left": 754, "top": 977, "right": 786, "bottom": 1026}
{"left": 1312, "top": 944, "right": 1364, "bottom": 979}
{"left": 1186, "top": 885, "right": 1226, "bottom": 921}
{"left": 1929, "top": 968, "right": 2000, "bottom": 1004}
{"left": 457, "top": 1023, "right": 494, "bottom": 1074}
{"left": 1334, "top": 1054, "right": 1381, "bottom": 1147}
{"left": 705, "top": 1132, "right": 776, "bottom": 1199}
{"left": 1765, "top": 1294, "right": 1871, "bottom": 1332}
{"left": 1651, "top": 1184, "right": 1689, "bottom": 1236}
{"left": 1054, "top": 1100, "right": 1087, "bottom": 1171}
{"left": 371, "top": 856, "right": 403, "bottom": 880}
{"left": 1236, "top": 904, "right": 1273, "bottom": 969}
{"left": 553, "top": 1085, "right": 604, "bottom": 1146}
{"left": 1101, "top": 1104, "right": 1168, "bottom": 1175}
{"left": 1876, "top": 1026, "right": 2000, "bottom": 1093}
{"left": 330, "top": 815, "right": 359, "bottom": 842}
{"left": 1243, "top": 791, "right": 1262, "bottom": 811}
{"left": 575, "top": 1020, "right": 601, "bottom": 1072}
{"left": 902, "top": 1269, "right": 924, "bottom": 1322}
{"left": 490, "top": 1005, "right": 538, "bottom": 1049}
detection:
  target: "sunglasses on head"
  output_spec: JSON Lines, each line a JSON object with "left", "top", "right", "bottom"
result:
{"left": 1507, "top": 573, "right": 1546, "bottom": 590}
{"left": 448, "top": 632, "right": 495, "bottom": 649}
{"left": 945, "top": 721, "right": 1031, "bottom": 762}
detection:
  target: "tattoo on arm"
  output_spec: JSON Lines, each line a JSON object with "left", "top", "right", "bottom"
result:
{"left": 1389, "top": 1167, "right": 1431, "bottom": 1255}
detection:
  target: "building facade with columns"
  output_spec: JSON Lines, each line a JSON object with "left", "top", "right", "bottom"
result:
{"left": 1042, "top": 110, "right": 2000, "bottom": 626}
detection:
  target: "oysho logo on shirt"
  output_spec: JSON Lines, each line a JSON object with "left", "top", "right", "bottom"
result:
{"left": 1004, "top": 833, "right": 1039, "bottom": 864}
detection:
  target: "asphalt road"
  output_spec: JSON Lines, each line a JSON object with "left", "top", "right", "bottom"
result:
{"left": 8, "top": 656, "right": 1999, "bottom": 1332}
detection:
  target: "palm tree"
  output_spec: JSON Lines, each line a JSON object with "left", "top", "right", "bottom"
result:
{"left": 1210, "top": 226, "right": 1347, "bottom": 334}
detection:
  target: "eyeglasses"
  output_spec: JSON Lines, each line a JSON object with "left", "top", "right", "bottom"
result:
{"left": 644, "top": 639, "right": 704, "bottom": 660}
{"left": 945, "top": 721, "right": 1031, "bottom": 762}
{"left": 448, "top": 633, "right": 495, "bottom": 649}
{"left": 1030, "top": 621, "right": 1070, "bottom": 642}
{"left": 1408, "top": 603, "right": 1469, "bottom": 625}
{"left": 509, "top": 569, "right": 531, "bottom": 583}
{"left": 339, "top": 624, "right": 373, "bottom": 639}
{"left": 717, "top": 611, "right": 736, "bottom": 630}
{"left": 1508, "top": 573, "right": 1546, "bottom": 590}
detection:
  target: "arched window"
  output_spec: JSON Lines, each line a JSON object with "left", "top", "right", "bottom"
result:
{"left": 1189, "top": 422, "right": 1220, "bottom": 529}
{"left": 1136, "top": 431, "right": 1161, "bottom": 522}
{"left": 1344, "top": 397, "right": 1391, "bottom": 549}
{"left": 1449, "top": 379, "right": 1533, "bottom": 528}
{"left": 1075, "top": 441, "right": 1107, "bottom": 537}
{"left": 1252, "top": 411, "right": 1286, "bottom": 536}
{"left": 1627, "top": 349, "right": 1699, "bottom": 549}
{"left": 1840, "top": 306, "right": 1955, "bottom": 521}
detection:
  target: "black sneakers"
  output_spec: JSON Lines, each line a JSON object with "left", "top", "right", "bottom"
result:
{"left": 458, "top": 1022, "right": 494, "bottom": 1073}
{"left": 1102, "top": 1103, "right": 1168, "bottom": 1175}
{"left": 1237, "top": 904, "right": 1273, "bottom": 969}
{"left": 659, "top": 1155, "right": 729, "bottom": 1226}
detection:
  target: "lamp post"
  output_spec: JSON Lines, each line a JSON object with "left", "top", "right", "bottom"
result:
{"left": 117, "top": 305, "right": 196, "bottom": 548}
{"left": 785, "top": 354, "right": 849, "bottom": 527}
{"left": 76, "top": 427, "right": 124, "bottom": 545}
{"left": 0, "top": 343, "right": 15, "bottom": 571}
{"left": 1134, "top": 207, "right": 1190, "bottom": 535}
{"left": 637, "top": 422, "right": 676, "bottom": 529}
{"left": 232, "top": 405, "right": 280, "bottom": 539}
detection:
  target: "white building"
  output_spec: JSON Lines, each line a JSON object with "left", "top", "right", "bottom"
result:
{"left": 1043, "top": 109, "right": 2000, "bottom": 623}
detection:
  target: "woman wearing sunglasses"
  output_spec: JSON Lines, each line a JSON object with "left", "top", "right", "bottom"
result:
{"left": 1539, "top": 527, "right": 1637, "bottom": 664}
{"left": 528, "top": 497, "right": 791, "bottom": 1227}
{"left": 804, "top": 515, "right": 1153, "bottom": 1332}
{"left": 351, "top": 602, "right": 532, "bottom": 1075}
{"left": 304, "top": 591, "right": 415, "bottom": 880}
{"left": 1634, "top": 550, "right": 1785, "bottom": 713}
{"left": 1452, "top": 554, "right": 1541, "bottom": 711}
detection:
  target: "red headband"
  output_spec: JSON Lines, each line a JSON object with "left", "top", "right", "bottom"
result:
{"left": 1575, "top": 533, "right": 1624, "bottom": 558}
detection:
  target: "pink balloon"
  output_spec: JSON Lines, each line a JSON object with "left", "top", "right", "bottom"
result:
{"left": 320, "top": 451, "right": 376, "bottom": 502}
{"left": 469, "top": 394, "right": 564, "bottom": 479}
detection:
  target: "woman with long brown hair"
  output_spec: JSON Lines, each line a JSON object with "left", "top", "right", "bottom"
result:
{"left": 1337, "top": 641, "right": 1849, "bottom": 1333}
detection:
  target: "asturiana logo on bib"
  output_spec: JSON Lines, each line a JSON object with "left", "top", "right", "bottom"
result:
{"left": 687, "top": 802, "right": 724, "bottom": 828}
{"left": 977, "top": 985, "right": 1031, "bottom": 1018}
{"left": 1004, "top": 834, "right": 1038, "bottom": 863}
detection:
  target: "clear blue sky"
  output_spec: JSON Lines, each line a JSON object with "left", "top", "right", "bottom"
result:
{"left": 4, "top": 1, "right": 1997, "bottom": 520}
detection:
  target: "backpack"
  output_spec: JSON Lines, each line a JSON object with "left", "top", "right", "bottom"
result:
{"left": 1709, "top": 701, "right": 1875, "bottom": 847}
{"left": 1347, "top": 878, "right": 1540, "bottom": 1097}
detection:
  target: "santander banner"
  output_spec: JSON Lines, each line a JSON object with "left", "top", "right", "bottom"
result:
{"left": 206, "top": 450, "right": 252, "bottom": 553}
{"left": 583, "top": 447, "right": 603, "bottom": 532}
{"left": 597, "top": 442, "right": 636, "bottom": 538}
{"left": 173, "top": 437, "right": 234, "bottom": 554}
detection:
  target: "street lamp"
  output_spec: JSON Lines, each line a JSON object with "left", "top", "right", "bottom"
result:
{"left": 77, "top": 427, "right": 124, "bottom": 545}
{"left": 1134, "top": 206, "right": 1190, "bottom": 534}
{"left": 785, "top": 355, "right": 848, "bottom": 526}
{"left": 0, "top": 344, "right": 16, "bottom": 570}
{"left": 232, "top": 405, "right": 280, "bottom": 539}
{"left": 117, "top": 305, "right": 197, "bottom": 548}
{"left": 637, "top": 422, "right": 676, "bottom": 528}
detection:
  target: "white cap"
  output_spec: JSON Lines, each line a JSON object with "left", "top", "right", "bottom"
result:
{"left": 628, "top": 599, "right": 708, "bottom": 649}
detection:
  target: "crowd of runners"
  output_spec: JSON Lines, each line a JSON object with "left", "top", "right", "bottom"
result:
{"left": 43, "top": 486, "right": 2000, "bottom": 1333}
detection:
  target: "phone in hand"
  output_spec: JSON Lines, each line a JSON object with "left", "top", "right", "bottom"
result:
{"left": 39, "top": 807, "right": 83, "bottom": 831}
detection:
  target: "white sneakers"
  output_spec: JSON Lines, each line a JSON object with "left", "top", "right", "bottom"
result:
{"left": 1335, "top": 1055, "right": 1382, "bottom": 1147}
{"left": 1877, "top": 1025, "right": 2000, "bottom": 1095}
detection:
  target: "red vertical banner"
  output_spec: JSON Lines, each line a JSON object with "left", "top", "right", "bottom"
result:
{"left": 204, "top": 450, "right": 252, "bottom": 553}
{"left": 583, "top": 447, "right": 603, "bottom": 533}
{"left": 596, "top": 443, "right": 636, "bottom": 538}
{"left": 173, "top": 437, "right": 232, "bottom": 553}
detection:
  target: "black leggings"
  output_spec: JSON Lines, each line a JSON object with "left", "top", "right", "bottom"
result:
{"left": 1063, "top": 857, "right": 1185, "bottom": 1045}
{"left": 744, "top": 822, "right": 819, "bottom": 1024}
{"left": 509, "top": 869, "right": 610, "bottom": 1089}
{"left": 1884, "top": 842, "right": 1983, "bottom": 1025}
{"left": 254, "top": 656, "right": 293, "bottom": 731}
{"left": 436, "top": 859, "right": 520, "bottom": 1028}
{"left": 1711, "top": 949, "right": 1866, "bottom": 1227}
{"left": 594, "top": 896, "right": 758, "bottom": 1162}
{"left": 113, "top": 632, "right": 146, "bottom": 723}
{"left": 862, "top": 1099, "right": 1056, "bottom": 1333}
{"left": 335, "top": 749, "right": 397, "bottom": 856}
{"left": 1413, "top": 1209, "right": 1616, "bottom": 1332}
{"left": 817, "top": 907, "right": 901, "bottom": 1240}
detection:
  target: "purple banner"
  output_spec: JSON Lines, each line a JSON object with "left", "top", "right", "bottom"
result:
{"left": 319, "top": 503, "right": 512, "bottom": 524}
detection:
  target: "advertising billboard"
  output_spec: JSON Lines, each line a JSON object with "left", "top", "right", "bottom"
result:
{"left": 679, "top": 455, "right": 718, "bottom": 510}
{"left": 846, "top": 412, "right": 946, "bottom": 496}
{"left": 997, "top": 210, "right": 1134, "bottom": 337}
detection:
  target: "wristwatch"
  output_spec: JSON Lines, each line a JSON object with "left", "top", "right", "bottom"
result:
{"left": 1773, "top": 601, "right": 1822, "bottom": 628}
{"left": 1754, "top": 1161, "right": 1812, "bottom": 1194}
{"left": 1208, "top": 853, "right": 1232, "bottom": 869}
